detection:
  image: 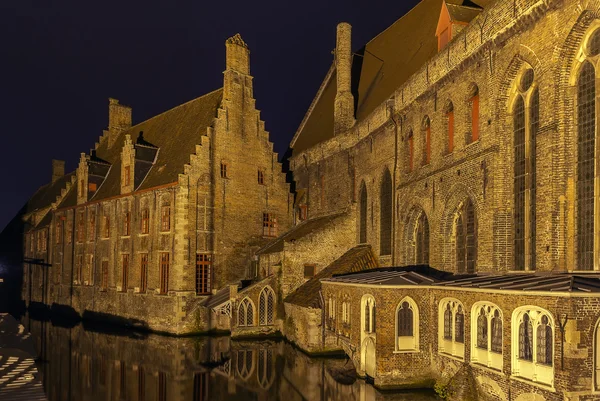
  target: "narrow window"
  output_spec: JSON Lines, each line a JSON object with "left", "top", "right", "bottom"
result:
{"left": 196, "top": 253, "right": 211, "bottom": 295}
{"left": 193, "top": 372, "right": 208, "bottom": 401}
{"left": 123, "top": 211, "right": 130, "bottom": 236}
{"left": 80, "top": 180, "right": 85, "bottom": 197}
{"left": 67, "top": 221, "right": 72, "bottom": 244}
{"left": 456, "top": 199, "right": 477, "bottom": 273}
{"left": 220, "top": 162, "right": 228, "bottom": 178}
{"left": 103, "top": 215, "right": 110, "bottom": 238}
{"left": 262, "top": 213, "right": 277, "bottom": 237}
{"left": 298, "top": 204, "right": 307, "bottom": 221}
{"left": 89, "top": 210, "right": 96, "bottom": 240}
{"left": 257, "top": 169, "right": 264, "bottom": 185}
{"left": 359, "top": 182, "right": 368, "bottom": 243}
{"left": 101, "top": 261, "right": 108, "bottom": 290}
{"left": 161, "top": 202, "right": 171, "bottom": 232}
{"left": 87, "top": 254, "right": 94, "bottom": 285}
{"left": 514, "top": 95, "right": 526, "bottom": 270}
{"left": 159, "top": 252, "right": 169, "bottom": 294}
{"left": 77, "top": 211, "right": 85, "bottom": 243}
{"left": 455, "top": 305, "right": 465, "bottom": 343}
{"left": 380, "top": 169, "right": 392, "bottom": 255}
{"left": 124, "top": 165, "right": 131, "bottom": 186}
{"left": 77, "top": 254, "right": 83, "bottom": 284}
{"left": 476, "top": 307, "right": 488, "bottom": 349}
{"left": 471, "top": 90, "right": 480, "bottom": 142}
{"left": 56, "top": 222, "right": 62, "bottom": 244}
{"left": 577, "top": 61, "right": 595, "bottom": 271}
{"left": 408, "top": 132, "right": 414, "bottom": 171}
{"left": 141, "top": 208, "right": 149, "bottom": 234}
{"left": 238, "top": 298, "right": 254, "bottom": 327}
{"left": 491, "top": 310, "right": 503, "bottom": 353}
{"left": 138, "top": 367, "right": 145, "bottom": 401}
{"left": 397, "top": 302, "right": 413, "bottom": 336}
{"left": 424, "top": 117, "right": 431, "bottom": 165}
{"left": 519, "top": 312, "right": 533, "bottom": 361}
{"left": 444, "top": 304, "right": 452, "bottom": 340}
{"left": 536, "top": 315, "right": 553, "bottom": 365}
{"left": 447, "top": 102, "right": 455, "bottom": 153}
{"left": 121, "top": 254, "right": 129, "bottom": 291}
{"left": 120, "top": 362, "right": 127, "bottom": 400}
{"left": 415, "top": 212, "right": 430, "bottom": 264}
{"left": 140, "top": 254, "right": 148, "bottom": 293}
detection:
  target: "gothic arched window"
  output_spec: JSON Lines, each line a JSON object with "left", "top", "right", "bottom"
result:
{"left": 471, "top": 302, "right": 503, "bottom": 371}
{"left": 258, "top": 287, "right": 275, "bottom": 326}
{"left": 362, "top": 295, "right": 376, "bottom": 334}
{"left": 380, "top": 169, "right": 392, "bottom": 255}
{"left": 396, "top": 298, "right": 419, "bottom": 351}
{"left": 415, "top": 211, "right": 430, "bottom": 264}
{"left": 512, "top": 307, "right": 554, "bottom": 385}
{"left": 359, "top": 182, "right": 368, "bottom": 244}
{"left": 438, "top": 299, "right": 465, "bottom": 359}
{"left": 237, "top": 298, "right": 255, "bottom": 327}
{"left": 513, "top": 67, "right": 538, "bottom": 271}
{"left": 456, "top": 199, "right": 477, "bottom": 273}
{"left": 577, "top": 61, "right": 596, "bottom": 271}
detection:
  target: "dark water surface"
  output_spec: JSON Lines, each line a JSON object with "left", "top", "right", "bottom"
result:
{"left": 23, "top": 316, "right": 438, "bottom": 401}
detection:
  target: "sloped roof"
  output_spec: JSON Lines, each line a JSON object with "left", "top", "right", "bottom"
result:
{"left": 257, "top": 212, "right": 347, "bottom": 255}
{"left": 24, "top": 172, "right": 75, "bottom": 215}
{"left": 446, "top": 3, "right": 482, "bottom": 23}
{"left": 324, "top": 265, "right": 453, "bottom": 285}
{"left": 284, "top": 244, "right": 378, "bottom": 308}
{"left": 291, "top": 0, "right": 443, "bottom": 154}
{"left": 90, "top": 88, "right": 223, "bottom": 201}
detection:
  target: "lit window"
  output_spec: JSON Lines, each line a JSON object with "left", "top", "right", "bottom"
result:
{"left": 512, "top": 307, "right": 554, "bottom": 386}
{"left": 471, "top": 302, "right": 503, "bottom": 371}
{"left": 396, "top": 298, "right": 419, "bottom": 352}
{"left": 88, "top": 182, "right": 97, "bottom": 193}
{"left": 470, "top": 86, "right": 480, "bottom": 142}
{"left": 258, "top": 286, "right": 275, "bottom": 326}
{"left": 438, "top": 298, "right": 465, "bottom": 359}
{"left": 141, "top": 208, "right": 149, "bottom": 234}
{"left": 238, "top": 298, "right": 255, "bottom": 327}
{"left": 140, "top": 253, "right": 148, "bottom": 293}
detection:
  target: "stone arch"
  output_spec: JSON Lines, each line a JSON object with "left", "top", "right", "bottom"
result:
{"left": 439, "top": 184, "right": 480, "bottom": 273}
{"left": 402, "top": 204, "right": 431, "bottom": 266}
{"left": 379, "top": 167, "right": 393, "bottom": 256}
{"left": 359, "top": 180, "right": 368, "bottom": 244}
{"left": 361, "top": 337, "right": 376, "bottom": 378}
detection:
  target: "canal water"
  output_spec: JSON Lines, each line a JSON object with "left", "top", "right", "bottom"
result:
{"left": 22, "top": 316, "right": 438, "bottom": 401}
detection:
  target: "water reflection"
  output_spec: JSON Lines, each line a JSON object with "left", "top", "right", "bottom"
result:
{"left": 22, "top": 316, "right": 437, "bottom": 401}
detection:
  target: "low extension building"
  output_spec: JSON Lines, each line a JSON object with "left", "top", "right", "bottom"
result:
{"left": 17, "top": 33, "right": 292, "bottom": 334}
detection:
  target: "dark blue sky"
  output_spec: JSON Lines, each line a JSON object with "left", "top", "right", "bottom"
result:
{"left": 0, "top": 0, "right": 420, "bottom": 231}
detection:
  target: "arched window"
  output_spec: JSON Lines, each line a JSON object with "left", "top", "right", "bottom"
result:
{"left": 258, "top": 287, "right": 275, "bottom": 326}
{"left": 380, "top": 169, "right": 392, "bottom": 256}
{"left": 513, "top": 68, "right": 538, "bottom": 271}
{"left": 471, "top": 302, "right": 503, "bottom": 370}
{"left": 415, "top": 211, "right": 429, "bottom": 264}
{"left": 512, "top": 307, "right": 554, "bottom": 385}
{"left": 359, "top": 182, "right": 368, "bottom": 244}
{"left": 423, "top": 117, "right": 431, "bottom": 165}
{"left": 327, "top": 295, "right": 336, "bottom": 330}
{"left": 362, "top": 295, "right": 376, "bottom": 334}
{"left": 438, "top": 299, "right": 465, "bottom": 359}
{"left": 578, "top": 61, "right": 596, "bottom": 271}
{"left": 469, "top": 84, "right": 480, "bottom": 142}
{"left": 396, "top": 298, "right": 419, "bottom": 352}
{"left": 408, "top": 130, "right": 414, "bottom": 171}
{"left": 236, "top": 349, "right": 254, "bottom": 380}
{"left": 456, "top": 199, "right": 477, "bottom": 273}
{"left": 237, "top": 298, "right": 255, "bottom": 327}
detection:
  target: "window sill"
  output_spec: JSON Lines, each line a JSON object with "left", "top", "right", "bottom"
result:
{"left": 470, "top": 361, "right": 503, "bottom": 374}
{"left": 438, "top": 351, "right": 464, "bottom": 362}
{"left": 393, "top": 349, "right": 420, "bottom": 354}
{"left": 509, "top": 375, "right": 555, "bottom": 392}
{"left": 139, "top": 233, "right": 149, "bottom": 237}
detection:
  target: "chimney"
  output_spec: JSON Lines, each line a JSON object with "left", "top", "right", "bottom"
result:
{"left": 334, "top": 22, "right": 355, "bottom": 135}
{"left": 107, "top": 98, "right": 132, "bottom": 147}
{"left": 52, "top": 159, "right": 65, "bottom": 183}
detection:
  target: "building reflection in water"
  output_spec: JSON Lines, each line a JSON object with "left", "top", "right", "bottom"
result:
{"left": 21, "top": 315, "right": 436, "bottom": 401}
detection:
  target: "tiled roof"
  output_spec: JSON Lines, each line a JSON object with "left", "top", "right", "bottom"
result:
{"left": 257, "top": 212, "right": 347, "bottom": 255}
{"left": 323, "top": 266, "right": 600, "bottom": 294}
{"left": 25, "top": 172, "right": 75, "bottom": 215}
{"left": 90, "top": 88, "right": 223, "bottom": 201}
{"left": 285, "top": 244, "right": 378, "bottom": 308}
{"left": 291, "top": 0, "right": 443, "bottom": 153}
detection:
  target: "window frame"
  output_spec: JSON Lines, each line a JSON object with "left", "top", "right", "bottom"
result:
{"left": 438, "top": 298, "right": 465, "bottom": 359}
{"left": 237, "top": 297, "right": 255, "bottom": 327}
{"left": 470, "top": 302, "right": 503, "bottom": 371}
{"left": 395, "top": 297, "right": 419, "bottom": 352}
{"left": 258, "top": 286, "right": 276, "bottom": 326}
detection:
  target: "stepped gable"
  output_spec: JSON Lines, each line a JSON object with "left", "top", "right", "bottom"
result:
{"left": 284, "top": 244, "right": 378, "bottom": 309}
{"left": 24, "top": 172, "right": 75, "bottom": 216}
{"left": 257, "top": 212, "right": 347, "bottom": 255}
{"left": 90, "top": 88, "right": 223, "bottom": 201}
{"left": 291, "top": 0, "right": 443, "bottom": 153}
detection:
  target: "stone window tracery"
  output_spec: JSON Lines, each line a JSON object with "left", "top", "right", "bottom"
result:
{"left": 438, "top": 298, "right": 465, "bottom": 359}
{"left": 471, "top": 302, "right": 503, "bottom": 371}
{"left": 512, "top": 306, "right": 554, "bottom": 386}
{"left": 238, "top": 298, "right": 255, "bottom": 327}
{"left": 513, "top": 67, "right": 538, "bottom": 271}
{"left": 362, "top": 295, "right": 376, "bottom": 334}
{"left": 258, "top": 286, "right": 275, "bottom": 326}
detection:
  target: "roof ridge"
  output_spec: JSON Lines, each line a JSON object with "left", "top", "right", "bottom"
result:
{"left": 128, "top": 87, "right": 223, "bottom": 131}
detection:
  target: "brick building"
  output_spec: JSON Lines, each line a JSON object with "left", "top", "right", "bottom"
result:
{"left": 18, "top": 33, "right": 292, "bottom": 334}
{"left": 224, "top": 0, "right": 600, "bottom": 399}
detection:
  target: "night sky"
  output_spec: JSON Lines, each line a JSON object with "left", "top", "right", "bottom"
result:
{"left": 0, "top": 0, "right": 420, "bottom": 231}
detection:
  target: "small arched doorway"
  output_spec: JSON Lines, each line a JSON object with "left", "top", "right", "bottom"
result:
{"left": 361, "top": 337, "right": 376, "bottom": 378}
